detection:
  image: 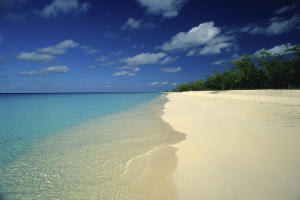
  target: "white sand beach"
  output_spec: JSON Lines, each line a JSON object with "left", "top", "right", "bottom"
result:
{"left": 162, "top": 90, "right": 300, "bottom": 200}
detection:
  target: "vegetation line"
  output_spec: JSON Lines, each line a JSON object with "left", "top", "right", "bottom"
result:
{"left": 173, "top": 46, "right": 300, "bottom": 92}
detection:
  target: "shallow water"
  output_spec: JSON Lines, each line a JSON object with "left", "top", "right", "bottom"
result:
{"left": 0, "top": 93, "right": 160, "bottom": 166}
{"left": 0, "top": 93, "right": 184, "bottom": 199}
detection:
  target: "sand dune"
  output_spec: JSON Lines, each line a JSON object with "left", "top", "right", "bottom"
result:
{"left": 162, "top": 90, "right": 300, "bottom": 200}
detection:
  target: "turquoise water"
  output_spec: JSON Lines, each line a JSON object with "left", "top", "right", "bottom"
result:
{"left": 0, "top": 92, "right": 184, "bottom": 199}
{"left": 0, "top": 93, "right": 160, "bottom": 167}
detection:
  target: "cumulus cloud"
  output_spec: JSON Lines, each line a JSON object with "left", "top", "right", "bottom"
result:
{"left": 121, "top": 18, "right": 155, "bottom": 30}
{"left": 17, "top": 52, "right": 55, "bottom": 62}
{"left": 212, "top": 55, "right": 240, "bottom": 65}
{"left": 231, "top": 53, "right": 241, "bottom": 60}
{"left": 245, "top": 15, "right": 300, "bottom": 35}
{"left": 39, "top": 0, "right": 90, "bottom": 18}
{"left": 123, "top": 52, "right": 176, "bottom": 66}
{"left": 254, "top": 43, "right": 295, "bottom": 56}
{"left": 113, "top": 58, "right": 142, "bottom": 76}
{"left": 118, "top": 66, "right": 140, "bottom": 72}
{"left": 114, "top": 66, "right": 140, "bottom": 77}
{"left": 160, "top": 21, "right": 233, "bottom": 56}
{"left": 136, "top": 0, "right": 189, "bottom": 18}
{"left": 199, "top": 36, "right": 233, "bottom": 55}
{"left": 17, "top": 39, "right": 78, "bottom": 62}
{"left": 81, "top": 45, "right": 99, "bottom": 54}
{"left": 37, "top": 40, "right": 78, "bottom": 55}
{"left": 20, "top": 66, "right": 70, "bottom": 76}
{"left": 88, "top": 65, "right": 96, "bottom": 69}
{"left": 186, "top": 49, "right": 197, "bottom": 56}
{"left": 149, "top": 81, "right": 168, "bottom": 86}
{"left": 112, "top": 71, "right": 136, "bottom": 77}
{"left": 212, "top": 59, "right": 227, "bottom": 65}
{"left": 161, "top": 67, "right": 182, "bottom": 72}
{"left": 274, "top": 4, "right": 296, "bottom": 15}
{"left": 96, "top": 56, "right": 108, "bottom": 62}
{"left": 100, "top": 61, "right": 115, "bottom": 66}
{"left": 122, "top": 18, "right": 141, "bottom": 30}
{"left": 161, "top": 22, "right": 220, "bottom": 51}
{"left": 133, "top": 67, "right": 140, "bottom": 72}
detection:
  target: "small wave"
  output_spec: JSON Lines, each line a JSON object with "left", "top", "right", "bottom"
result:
{"left": 120, "top": 145, "right": 162, "bottom": 177}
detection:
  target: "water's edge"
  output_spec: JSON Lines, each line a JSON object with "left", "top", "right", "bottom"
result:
{"left": 0, "top": 94, "right": 185, "bottom": 200}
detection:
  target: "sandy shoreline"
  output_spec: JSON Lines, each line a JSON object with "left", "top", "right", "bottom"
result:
{"left": 162, "top": 90, "right": 300, "bottom": 200}
{"left": 0, "top": 96, "right": 185, "bottom": 200}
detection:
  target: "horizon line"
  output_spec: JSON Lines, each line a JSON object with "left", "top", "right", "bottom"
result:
{"left": 0, "top": 92, "right": 164, "bottom": 94}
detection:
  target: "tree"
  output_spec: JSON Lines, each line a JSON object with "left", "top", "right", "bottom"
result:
{"left": 173, "top": 45, "right": 300, "bottom": 92}
{"left": 232, "top": 54, "right": 261, "bottom": 89}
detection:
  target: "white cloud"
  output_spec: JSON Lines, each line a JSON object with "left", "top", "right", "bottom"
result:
{"left": 122, "top": 18, "right": 141, "bottom": 30}
{"left": 254, "top": 43, "right": 295, "bottom": 56}
{"left": 39, "top": 0, "right": 90, "bottom": 18}
{"left": 132, "top": 67, "right": 140, "bottom": 72}
{"left": 121, "top": 17, "right": 155, "bottom": 30}
{"left": 212, "top": 59, "right": 227, "bottom": 65}
{"left": 96, "top": 56, "right": 108, "bottom": 62}
{"left": 274, "top": 4, "right": 296, "bottom": 15}
{"left": 118, "top": 66, "right": 140, "bottom": 72}
{"left": 20, "top": 66, "right": 70, "bottom": 76}
{"left": 88, "top": 65, "right": 96, "bottom": 69}
{"left": 199, "top": 36, "right": 232, "bottom": 55}
{"left": 248, "top": 15, "right": 300, "bottom": 35}
{"left": 186, "top": 49, "right": 197, "bottom": 56}
{"left": 161, "top": 22, "right": 219, "bottom": 51}
{"left": 231, "top": 53, "right": 241, "bottom": 60}
{"left": 17, "top": 39, "right": 78, "bottom": 62}
{"left": 161, "top": 67, "right": 182, "bottom": 72}
{"left": 112, "top": 71, "right": 136, "bottom": 77}
{"left": 149, "top": 81, "right": 168, "bottom": 86}
{"left": 115, "top": 66, "right": 140, "bottom": 77}
{"left": 17, "top": 52, "right": 55, "bottom": 62}
{"left": 160, "top": 22, "right": 233, "bottom": 55}
{"left": 212, "top": 55, "right": 239, "bottom": 65}
{"left": 100, "top": 61, "right": 115, "bottom": 66}
{"left": 81, "top": 45, "right": 99, "bottom": 54}
{"left": 37, "top": 40, "right": 78, "bottom": 55}
{"left": 136, "top": 0, "right": 189, "bottom": 18}
{"left": 123, "top": 52, "right": 175, "bottom": 66}
{"left": 172, "top": 82, "right": 177, "bottom": 86}
{"left": 110, "top": 51, "right": 124, "bottom": 56}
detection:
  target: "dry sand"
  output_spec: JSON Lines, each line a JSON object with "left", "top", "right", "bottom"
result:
{"left": 162, "top": 90, "right": 300, "bottom": 200}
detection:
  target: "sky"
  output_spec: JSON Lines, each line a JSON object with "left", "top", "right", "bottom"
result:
{"left": 0, "top": 0, "right": 299, "bottom": 92}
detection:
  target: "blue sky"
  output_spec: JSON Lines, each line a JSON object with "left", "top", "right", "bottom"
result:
{"left": 0, "top": 0, "right": 299, "bottom": 92}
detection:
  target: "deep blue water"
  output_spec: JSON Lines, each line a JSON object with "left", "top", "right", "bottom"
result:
{"left": 0, "top": 93, "right": 160, "bottom": 166}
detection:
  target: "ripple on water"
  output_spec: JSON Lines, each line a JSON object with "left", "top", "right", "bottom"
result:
{"left": 0, "top": 96, "right": 184, "bottom": 200}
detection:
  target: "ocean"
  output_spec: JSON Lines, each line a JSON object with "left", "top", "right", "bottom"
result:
{"left": 0, "top": 93, "right": 183, "bottom": 199}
